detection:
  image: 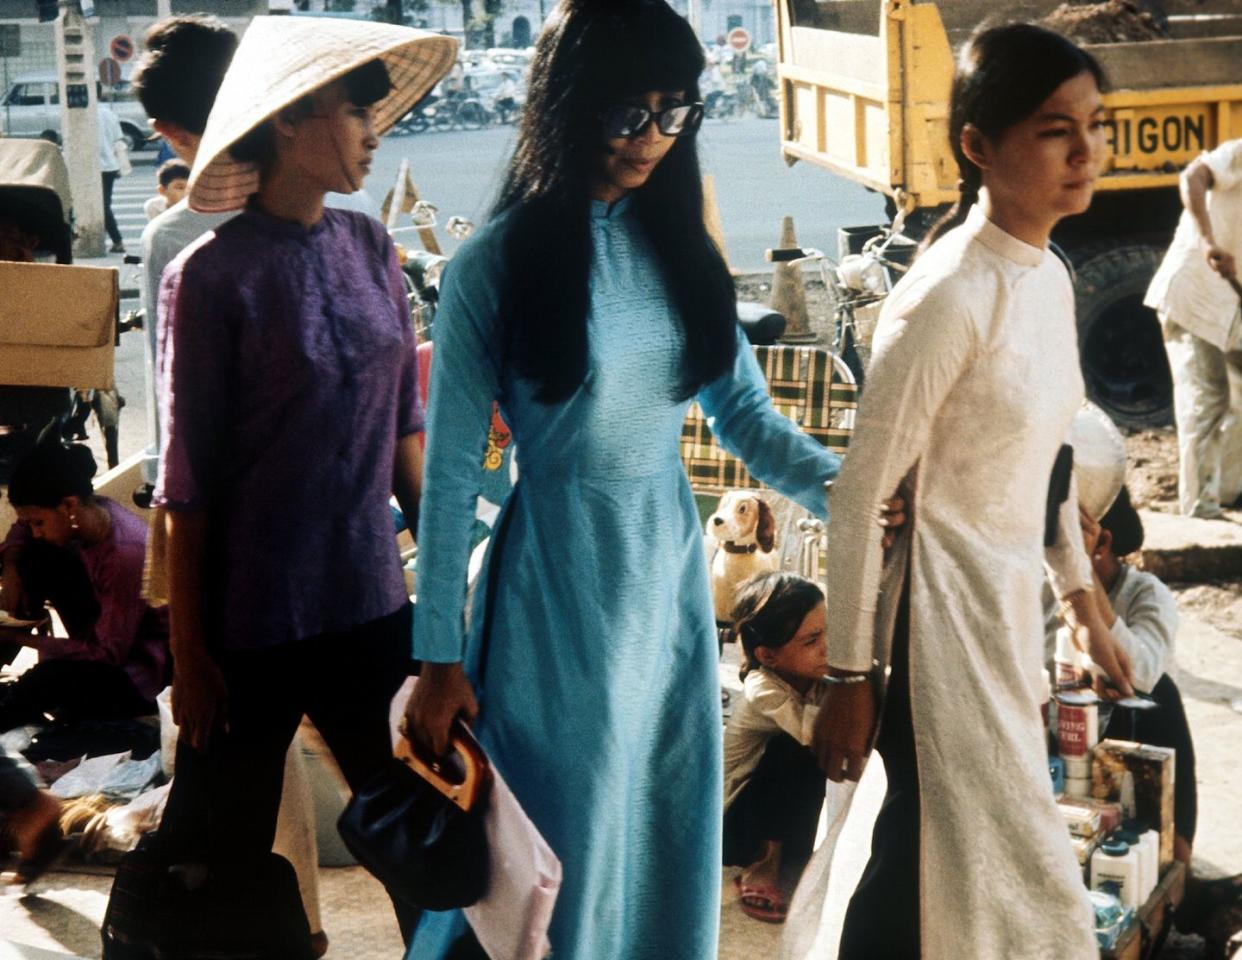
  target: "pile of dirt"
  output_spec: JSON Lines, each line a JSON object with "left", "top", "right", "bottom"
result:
{"left": 1041, "top": 0, "right": 1169, "bottom": 42}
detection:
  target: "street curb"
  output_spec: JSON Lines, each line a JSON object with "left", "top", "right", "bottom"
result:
{"left": 1136, "top": 509, "right": 1242, "bottom": 583}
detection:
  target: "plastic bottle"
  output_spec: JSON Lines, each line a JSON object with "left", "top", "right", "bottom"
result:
{"left": 1140, "top": 829, "right": 1161, "bottom": 891}
{"left": 1123, "top": 819, "right": 1161, "bottom": 896}
{"left": 1092, "top": 839, "right": 1142, "bottom": 909}
{"left": 1054, "top": 626, "right": 1081, "bottom": 687}
{"left": 1114, "top": 829, "right": 1151, "bottom": 904}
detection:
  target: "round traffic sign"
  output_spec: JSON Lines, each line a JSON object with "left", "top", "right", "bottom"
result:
{"left": 99, "top": 57, "right": 121, "bottom": 86}
{"left": 727, "top": 27, "right": 750, "bottom": 52}
{"left": 109, "top": 34, "right": 134, "bottom": 63}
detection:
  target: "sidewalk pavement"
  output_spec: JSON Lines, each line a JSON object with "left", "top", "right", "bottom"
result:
{"left": 4, "top": 601, "right": 1236, "bottom": 958}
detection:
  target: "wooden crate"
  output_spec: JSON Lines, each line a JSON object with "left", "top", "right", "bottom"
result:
{"left": 1101, "top": 860, "right": 1186, "bottom": 960}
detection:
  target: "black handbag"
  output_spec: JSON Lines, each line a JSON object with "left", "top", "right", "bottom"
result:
{"left": 101, "top": 834, "right": 314, "bottom": 960}
{"left": 338, "top": 717, "right": 494, "bottom": 911}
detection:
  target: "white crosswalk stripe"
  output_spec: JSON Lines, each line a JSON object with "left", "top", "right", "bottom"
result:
{"left": 108, "top": 174, "right": 161, "bottom": 252}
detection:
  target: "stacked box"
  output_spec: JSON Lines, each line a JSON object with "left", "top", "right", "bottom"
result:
{"left": 1092, "top": 739, "right": 1175, "bottom": 871}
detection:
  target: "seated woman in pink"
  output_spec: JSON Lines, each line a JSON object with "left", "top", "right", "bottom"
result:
{"left": 0, "top": 441, "right": 168, "bottom": 730}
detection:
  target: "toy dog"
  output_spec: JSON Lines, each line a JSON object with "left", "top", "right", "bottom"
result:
{"left": 707, "top": 491, "right": 778, "bottom": 623}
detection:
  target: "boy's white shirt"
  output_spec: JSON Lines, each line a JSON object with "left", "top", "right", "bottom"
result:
{"left": 1044, "top": 563, "right": 1179, "bottom": 694}
{"left": 722, "top": 667, "right": 829, "bottom": 811}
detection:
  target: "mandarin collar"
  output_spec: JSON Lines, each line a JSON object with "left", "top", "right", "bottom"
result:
{"left": 590, "top": 194, "right": 633, "bottom": 221}
{"left": 240, "top": 203, "right": 332, "bottom": 239}
{"left": 964, "top": 204, "right": 1046, "bottom": 268}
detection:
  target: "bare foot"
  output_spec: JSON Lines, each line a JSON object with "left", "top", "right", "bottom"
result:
{"left": 740, "top": 858, "right": 780, "bottom": 893}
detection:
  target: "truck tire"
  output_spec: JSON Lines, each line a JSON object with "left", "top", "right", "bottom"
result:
{"left": 1071, "top": 242, "right": 1172, "bottom": 429}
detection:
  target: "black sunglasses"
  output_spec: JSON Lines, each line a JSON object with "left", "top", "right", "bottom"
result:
{"left": 600, "top": 102, "right": 705, "bottom": 139}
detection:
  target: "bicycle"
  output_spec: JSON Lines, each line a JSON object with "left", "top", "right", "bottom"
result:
{"left": 763, "top": 215, "right": 916, "bottom": 579}
{"left": 387, "top": 201, "right": 474, "bottom": 342}
{"left": 765, "top": 214, "right": 916, "bottom": 387}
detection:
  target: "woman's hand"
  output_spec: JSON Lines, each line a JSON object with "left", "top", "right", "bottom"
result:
{"left": 811, "top": 676, "right": 877, "bottom": 783}
{"left": 171, "top": 651, "right": 229, "bottom": 752}
{"left": 879, "top": 495, "right": 907, "bottom": 551}
{"left": 1206, "top": 245, "right": 1237, "bottom": 282}
{"left": 403, "top": 662, "right": 479, "bottom": 757}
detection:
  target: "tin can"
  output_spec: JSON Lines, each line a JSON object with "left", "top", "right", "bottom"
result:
{"left": 1056, "top": 690, "right": 1099, "bottom": 761}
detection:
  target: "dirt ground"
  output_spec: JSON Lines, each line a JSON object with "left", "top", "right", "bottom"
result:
{"left": 1041, "top": 0, "right": 1169, "bottom": 43}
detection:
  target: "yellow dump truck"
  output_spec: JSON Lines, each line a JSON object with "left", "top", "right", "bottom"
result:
{"left": 773, "top": 0, "right": 1242, "bottom": 426}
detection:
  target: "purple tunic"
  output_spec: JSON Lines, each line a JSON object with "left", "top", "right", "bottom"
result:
{"left": 154, "top": 206, "right": 422, "bottom": 650}
{"left": 3, "top": 498, "right": 169, "bottom": 700}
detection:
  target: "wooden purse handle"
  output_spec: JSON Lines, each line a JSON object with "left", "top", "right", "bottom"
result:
{"left": 396, "top": 718, "right": 493, "bottom": 813}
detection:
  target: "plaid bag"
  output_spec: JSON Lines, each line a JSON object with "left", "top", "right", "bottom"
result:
{"left": 680, "top": 344, "right": 856, "bottom": 495}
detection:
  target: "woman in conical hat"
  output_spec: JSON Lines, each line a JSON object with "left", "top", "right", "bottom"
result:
{"left": 152, "top": 16, "right": 454, "bottom": 946}
{"left": 402, "top": 1, "right": 843, "bottom": 957}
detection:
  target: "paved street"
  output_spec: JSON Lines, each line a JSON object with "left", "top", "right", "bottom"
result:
{"left": 88, "top": 117, "right": 886, "bottom": 478}
{"left": 107, "top": 116, "right": 885, "bottom": 266}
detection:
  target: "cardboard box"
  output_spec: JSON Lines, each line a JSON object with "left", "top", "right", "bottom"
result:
{"left": 1092, "top": 739, "right": 1176, "bottom": 870}
{"left": 0, "top": 261, "right": 118, "bottom": 390}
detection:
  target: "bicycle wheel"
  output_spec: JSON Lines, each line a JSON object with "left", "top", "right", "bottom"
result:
{"left": 457, "top": 100, "right": 487, "bottom": 130}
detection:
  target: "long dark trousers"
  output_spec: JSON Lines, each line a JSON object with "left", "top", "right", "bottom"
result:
{"left": 723, "top": 730, "right": 827, "bottom": 872}
{"left": 837, "top": 588, "right": 921, "bottom": 960}
{"left": 1104, "top": 672, "right": 1197, "bottom": 843}
{"left": 101, "top": 171, "right": 122, "bottom": 246}
{"left": 156, "top": 604, "right": 418, "bottom": 942}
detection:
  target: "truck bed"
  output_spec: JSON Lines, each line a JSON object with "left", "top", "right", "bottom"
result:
{"left": 776, "top": 0, "right": 1242, "bottom": 209}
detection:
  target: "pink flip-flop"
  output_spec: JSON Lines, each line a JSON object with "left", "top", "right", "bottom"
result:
{"left": 733, "top": 873, "right": 787, "bottom": 923}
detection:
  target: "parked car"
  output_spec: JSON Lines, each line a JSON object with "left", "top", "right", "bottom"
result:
{"left": 0, "top": 72, "right": 155, "bottom": 150}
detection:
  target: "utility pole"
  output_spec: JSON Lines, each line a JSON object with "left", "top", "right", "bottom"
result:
{"left": 687, "top": 0, "right": 703, "bottom": 40}
{"left": 55, "top": 1, "right": 105, "bottom": 258}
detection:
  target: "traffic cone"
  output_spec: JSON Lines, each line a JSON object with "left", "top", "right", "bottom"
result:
{"left": 772, "top": 216, "right": 814, "bottom": 342}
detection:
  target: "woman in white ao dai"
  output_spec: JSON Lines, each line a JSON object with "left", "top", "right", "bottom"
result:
{"left": 804, "top": 25, "right": 1137, "bottom": 960}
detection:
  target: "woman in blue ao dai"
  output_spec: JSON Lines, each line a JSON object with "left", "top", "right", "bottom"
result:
{"left": 402, "top": 2, "right": 847, "bottom": 958}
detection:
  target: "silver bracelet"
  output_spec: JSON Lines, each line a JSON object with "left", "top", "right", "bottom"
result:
{"left": 823, "top": 672, "right": 870, "bottom": 685}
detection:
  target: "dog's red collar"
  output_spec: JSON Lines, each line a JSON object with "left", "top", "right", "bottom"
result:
{"left": 721, "top": 541, "right": 759, "bottom": 554}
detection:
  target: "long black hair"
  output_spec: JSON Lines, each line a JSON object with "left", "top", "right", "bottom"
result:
{"left": 492, "top": 0, "right": 737, "bottom": 403}
{"left": 923, "top": 23, "right": 1106, "bottom": 249}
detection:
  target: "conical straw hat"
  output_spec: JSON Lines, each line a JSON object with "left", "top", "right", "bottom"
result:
{"left": 1069, "top": 400, "right": 1127, "bottom": 521}
{"left": 188, "top": 16, "right": 456, "bottom": 212}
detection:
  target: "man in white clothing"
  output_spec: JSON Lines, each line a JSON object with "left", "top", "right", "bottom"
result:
{"left": 130, "top": 15, "right": 241, "bottom": 491}
{"left": 1145, "top": 139, "right": 1242, "bottom": 519}
{"left": 97, "top": 100, "right": 126, "bottom": 252}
